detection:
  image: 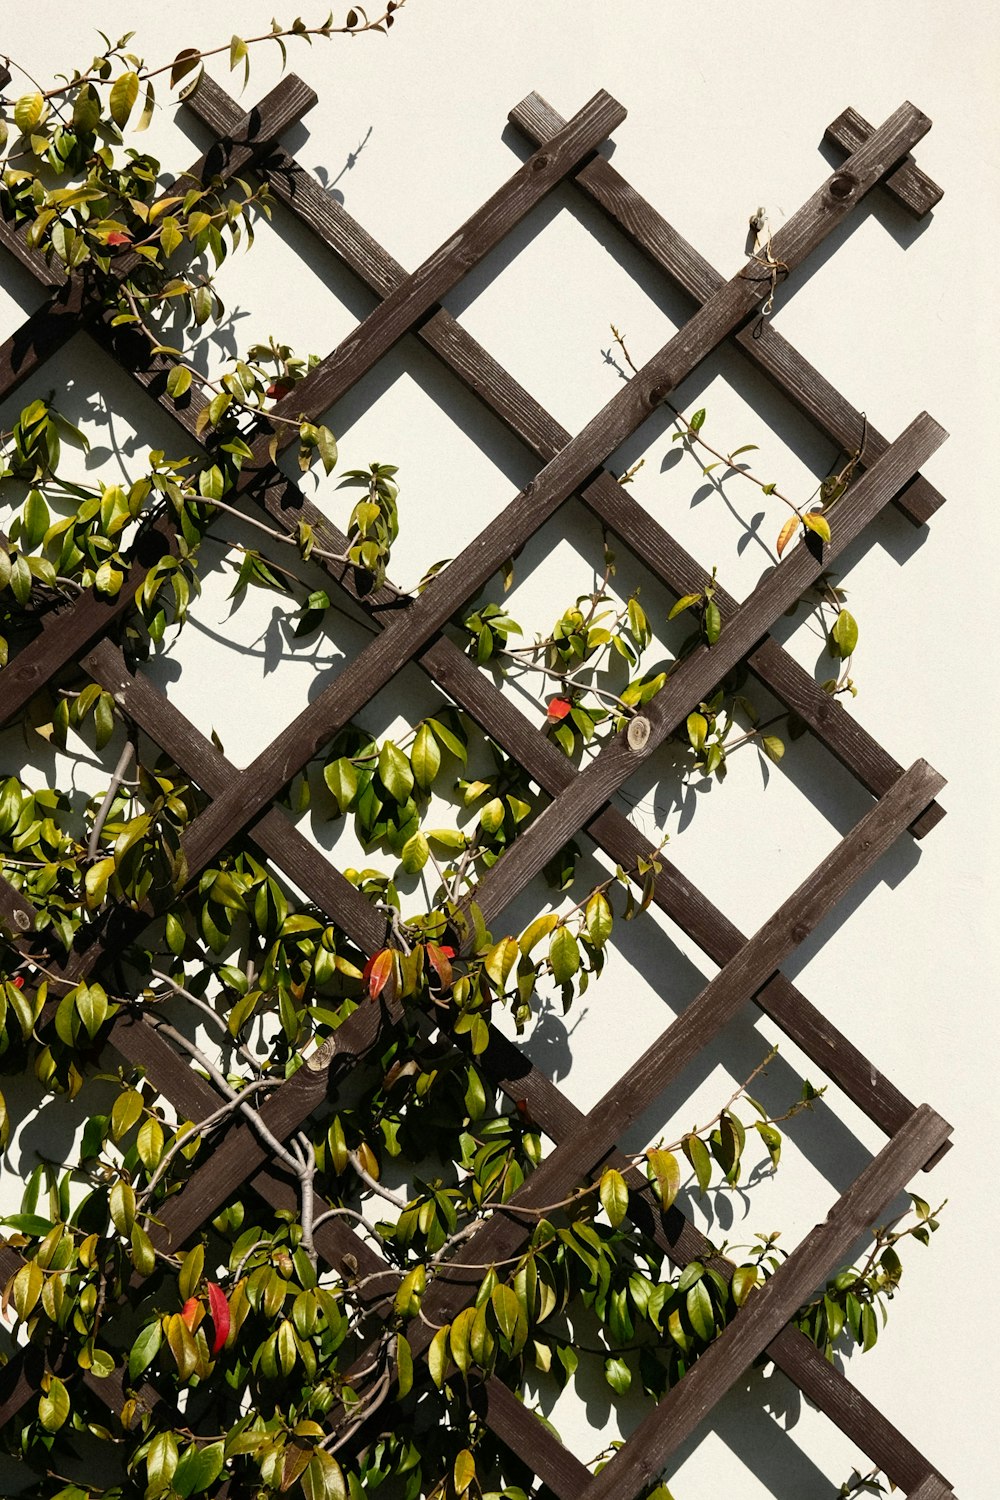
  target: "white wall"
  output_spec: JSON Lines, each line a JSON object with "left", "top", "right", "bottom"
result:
{"left": 0, "top": 3, "right": 997, "bottom": 1496}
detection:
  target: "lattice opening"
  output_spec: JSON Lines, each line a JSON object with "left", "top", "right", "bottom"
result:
{"left": 0, "top": 68, "right": 956, "bottom": 1500}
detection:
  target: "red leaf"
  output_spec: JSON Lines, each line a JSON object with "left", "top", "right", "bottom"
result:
{"left": 266, "top": 381, "right": 292, "bottom": 400}
{"left": 180, "top": 1296, "right": 200, "bottom": 1331}
{"left": 105, "top": 231, "right": 131, "bottom": 246}
{"left": 11, "top": 976, "right": 24, "bottom": 989}
{"left": 366, "top": 948, "right": 395, "bottom": 1001}
{"left": 207, "top": 1280, "right": 230, "bottom": 1355}
{"left": 546, "top": 697, "right": 572, "bottom": 720}
{"left": 425, "top": 942, "right": 453, "bottom": 988}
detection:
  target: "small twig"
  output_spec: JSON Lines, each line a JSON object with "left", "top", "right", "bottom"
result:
{"left": 347, "top": 1150, "right": 409, "bottom": 1210}
{"left": 86, "top": 740, "right": 135, "bottom": 862}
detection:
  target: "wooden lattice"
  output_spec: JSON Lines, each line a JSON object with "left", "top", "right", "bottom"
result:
{"left": 0, "top": 72, "right": 955, "bottom": 1497}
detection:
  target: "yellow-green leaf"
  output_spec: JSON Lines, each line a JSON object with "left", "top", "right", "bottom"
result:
{"left": 110, "top": 72, "right": 140, "bottom": 128}
{"left": 599, "top": 1167, "right": 629, "bottom": 1228}
{"left": 38, "top": 1376, "right": 70, "bottom": 1432}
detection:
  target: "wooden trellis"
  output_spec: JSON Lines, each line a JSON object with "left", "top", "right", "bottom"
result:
{"left": 0, "top": 69, "right": 956, "bottom": 1497}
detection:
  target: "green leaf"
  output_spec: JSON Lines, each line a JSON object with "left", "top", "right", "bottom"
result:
{"left": 323, "top": 757, "right": 358, "bottom": 816}
{"left": 167, "top": 365, "right": 193, "bottom": 399}
{"left": 428, "top": 1324, "right": 450, "bottom": 1388}
{"left": 454, "top": 1451, "right": 476, "bottom": 1495}
{"left": 378, "top": 741, "right": 413, "bottom": 802}
{"left": 21, "top": 490, "right": 50, "bottom": 550}
{"left": 668, "top": 591, "right": 702, "bottom": 620}
{"left": 682, "top": 1133, "right": 712, "bottom": 1194}
{"left": 301, "top": 1452, "right": 347, "bottom": 1500}
{"left": 173, "top": 1441, "right": 224, "bottom": 1498}
{"left": 411, "top": 723, "right": 441, "bottom": 791}
{"left": 400, "top": 831, "right": 429, "bottom": 875}
{"left": 584, "top": 890, "right": 613, "bottom": 948}
{"left": 686, "top": 712, "right": 708, "bottom": 750}
{"left": 38, "top": 1377, "right": 70, "bottom": 1432}
{"left": 109, "top": 72, "right": 140, "bottom": 128}
{"left": 831, "top": 608, "right": 859, "bottom": 659}
{"left": 129, "top": 1320, "right": 163, "bottom": 1381}
{"left": 599, "top": 1167, "right": 629, "bottom": 1228}
{"left": 647, "top": 1148, "right": 681, "bottom": 1210}
{"left": 109, "top": 1181, "right": 136, "bottom": 1237}
{"left": 731, "top": 1265, "right": 759, "bottom": 1307}
{"left": 548, "top": 926, "right": 580, "bottom": 985}
{"left": 604, "top": 1355, "right": 631, "bottom": 1394}
{"left": 519, "top": 912, "right": 560, "bottom": 956}
{"left": 686, "top": 1277, "right": 715, "bottom": 1341}
{"left": 14, "top": 93, "right": 44, "bottom": 134}
{"left": 317, "top": 425, "right": 338, "bottom": 475}
{"left": 704, "top": 599, "right": 722, "bottom": 644}
{"left": 394, "top": 1265, "right": 425, "bottom": 1319}
{"left": 803, "top": 510, "right": 831, "bottom": 543}
{"left": 761, "top": 735, "right": 785, "bottom": 764}
{"left": 111, "top": 1089, "right": 144, "bottom": 1140}
{"left": 491, "top": 1284, "right": 520, "bottom": 1340}
{"left": 395, "top": 1333, "right": 413, "bottom": 1398}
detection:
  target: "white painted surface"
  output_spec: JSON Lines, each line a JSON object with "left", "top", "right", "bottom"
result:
{"left": 0, "top": 4, "right": 997, "bottom": 1495}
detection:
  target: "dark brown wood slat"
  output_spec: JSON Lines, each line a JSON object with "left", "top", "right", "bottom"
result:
{"left": 766, "top": 1324, "right": 951, "bottom": 1495}
{"left": 509, "top": 91, "right": 945, "bottom": 527}
{"left": 250, "top": 90, "right": 627, "bottom": 458}
{"left": 183, "top": 80, "right": 947, "bottom": 878}
{"left": 213, "top": 101, "right": 946, "bottom": 847}
{"left": 478, "top": 1377, "right": 591, "bottom": 1499}
{"left": 462, "top": 1025, "right": 951, "bottom": 1499}
{"left": 82, "top": 639, "right": 384, "bottom": 954}
{"left": 903, "top": 1477, "right": 954, "bottom": 1500}
{"left": 116, "top": 1013, "right": 389, "bottom": 1282}
{"left": 579, "top": 478, "right": 945, "bottom": 839}
{"left": 747, "top": 636, "right": 945, "bottom": 838}
{"left": 424, "top": 638, "right": 919, "bottom": 1141}
{"left": 388, "top": 760, "right": 945, "bottom": 1357}
{"left": 825, "top": 107, "right": 944, "bottom": 217}
{"left": 583, "top": 1105, "right": 951, "bottom": 1500}
{"left": 0, "top": 76, "right": 316, "bottom": 411}
{"left": 472, "top": 415, "right": 946, "bottom": 923}
{"left": 177, "top": 102, "right": 935, "bottom": 880}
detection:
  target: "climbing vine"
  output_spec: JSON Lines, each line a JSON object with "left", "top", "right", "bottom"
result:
{"left": 0, "top": 20, "right": 939, "bottom": 1500}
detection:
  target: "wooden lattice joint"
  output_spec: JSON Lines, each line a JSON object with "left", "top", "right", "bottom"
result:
{"left": 0, "top": 76, "right": 953, "bottom": 1498}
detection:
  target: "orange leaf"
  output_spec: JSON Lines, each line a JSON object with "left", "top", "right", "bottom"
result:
{"left": 366, "top": 949, "right": 395, "bottom": 1001}
{"left": 546, "top": 697, "right": 572, "bottom": 720}
{"left": 180, "top": 1296, "right": 200, "bottom": 1331}
{"left": 426, "top": 942, "right": 453, "bottom": 988}
{"left": 775, "top": 516, "right": 798, "bottom": 557}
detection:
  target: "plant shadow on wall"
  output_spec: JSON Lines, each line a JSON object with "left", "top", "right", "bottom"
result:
{"left": 0, "top": 20, "right": 948, "bottom": 1500}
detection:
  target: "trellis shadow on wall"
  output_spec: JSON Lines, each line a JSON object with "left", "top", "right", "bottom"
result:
{"left": 0, "top": 65, "right": 956, "bottom": 1500}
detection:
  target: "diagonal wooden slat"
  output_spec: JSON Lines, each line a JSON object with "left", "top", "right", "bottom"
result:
{"left": 0, "top": 81, "right": 956, "bottom": 1499}
{"left": 472, "top": 414, "right": 945, "bottom": 920}
{"left": 184, "top": 75, "right": 944, "bottom": 841}
{"left": 173, "top": 102, "right": 937, "bottom": 879}
{"left": 508, "top": 90, "right": 945, "bottom": 527}
{"left": 825, "top": 106, "right": 944, "bottom": 217}
{"left": 582, "top": 1105, "right": 951, "bottom": 1500}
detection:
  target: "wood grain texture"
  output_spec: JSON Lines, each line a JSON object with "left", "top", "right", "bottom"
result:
{"left": 387, "top": 761, "right": 945, "bottom": 1363}
{"left": 185, "top": 78, "right": 949, "bottom": 880}
{"left": 584, "top": 1105, "right": 951, "bottom": 1499}
{"left": 0, "top": 78, "right": 317, "bottom": 723}
{"left": 509, "top": 90, "right": 945, "bottom": 526}
{"left": 766, "top": 1323, "right": 952, "bottom": 1494}
{"left": 473, "top": 415, "right": 947, "bottom": 921}
{"left": 178, "top": 103, "right": 934, "bottom": 881}
{"left": 826, "top": 106, "right": 944, "bottom": 217}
